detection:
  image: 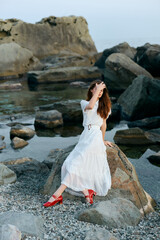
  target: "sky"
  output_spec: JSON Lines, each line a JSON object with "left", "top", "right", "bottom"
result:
{"left": 1, "top": 0, "right": 160, "bottom": 52}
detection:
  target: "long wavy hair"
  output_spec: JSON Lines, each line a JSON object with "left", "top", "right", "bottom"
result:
{"left": 86, "top": 79, "right": 112, "bottom": 119}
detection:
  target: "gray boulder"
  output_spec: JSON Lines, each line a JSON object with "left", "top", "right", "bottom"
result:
{"left": 38, "top": 99, "right": 83, "bottom": 124}
{"left": 104, "top": 53, "right": 152, "bottom": 92}
{"left": 127, "top": 116, "right": 160, "bottom": 129}
{"left": 35, "top": 110, "right": 63, "bottom": 128}
{"left": 78, "top": 197, "right": 141, "bottom": 229}
{"left": 28, "top": 66, "right": 101, "bottom": 84}
{"left": 135, "top": 43, "right": 160, "bottom": 76}
{"left": 118, "top": 75, "right": 160, "bottom": 120}
{"left": 10, "top": 124, "right": 35, "bottom": 140}
{"left": 0, "top": 164, "right": 17, "bottom": 185}
{"left": 85, "top": 228, "right": 118, "bottom": 240}
{"left": 114, "top": 127, "right": 160, "bottom": 145}
{"left": 0, "top": 42, "right": 42, "bottom": 79}
{"left": 95, "top": 42, "right": 137, "bottom": 68}
{"left": 2, "top": 157, "right": 49, "bottom": 178}
{"left": 0, "top": 211, "right": 44, "bottom": 238}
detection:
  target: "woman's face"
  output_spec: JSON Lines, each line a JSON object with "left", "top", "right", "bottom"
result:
{"left": 91, "top": 85, "right": 104, "bottom": 98}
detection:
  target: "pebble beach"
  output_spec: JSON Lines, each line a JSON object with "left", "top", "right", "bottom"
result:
{"left": 0, "top": 172, "right": 159, "bottom": 240}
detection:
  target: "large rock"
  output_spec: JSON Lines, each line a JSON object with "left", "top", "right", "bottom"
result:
{"left": 38, "top": 99, "right": 83, "bottom": 124}
{"left": 28, "top": 66, "right": 101, "bottom": 84}
{"left": 10, "top": 124, "right": 35, "bottom": 140}
{"left": 135, "top": 43, "right": 160, "bottom": 76}
{"left": 1, "top": 157, "right": 50, "bottom": 178}
{"left": 85, "top": 228, "right": 118, "bottom": 240}
{"left": 118, "top": 75, "right": 160, "bottom": 120}
{"left": 78, "top": 197, "right": 141, "bottom": 228}
{"left": 0, "top": 211, "right": 44, "bottom": 238}
{"left": 129, "top": 149, "right": 160, "bottom": 202}
{"left": 104, "top": 53, "right": 152, "bottom": 92}
{"left": 35, "top": 110, "right": 63, "bottom": 128}
{"left": 127, "top": 116, "right": 160, "bottom": 129}
{"left": 95, "top": 42, "right": 137, "bottom": 68}
{"left": 114, "top": 127, "right": 160, "bottom": 145}
{"left": 0, "top": 17, "right": 97, "bottom": 59}
{"left": 0, "top": 42, "right": 42, "bottom": 78}
{"left": 0, "top": 164, "right": 17, "bottom": 185}
{"left": 40, "top": 143, "right": 156, "bottom": 215}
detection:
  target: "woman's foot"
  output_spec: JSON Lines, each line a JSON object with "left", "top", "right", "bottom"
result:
{"left": 84, "top": 189, "right": 97, "bottom": 204}
{"left": 43, "top": 194, "right": 63, "bottom": 207}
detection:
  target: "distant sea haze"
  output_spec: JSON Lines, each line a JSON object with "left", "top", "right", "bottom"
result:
{"left": 95, "top": 37, "right": 160, "bottom": 52}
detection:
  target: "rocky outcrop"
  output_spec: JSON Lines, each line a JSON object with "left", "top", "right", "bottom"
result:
{"left": 10, "top": 124, "right": 35, "bottom": 140}
{"left": 135, "top": 43, "right": 160, "bottom": 76}
{"left": 40, "top": 143, "right": 156, "bottom": 215}
{"left": 0, "top": 17, "right": 97, "bottom": 59}
{"left": 35, "top": 110, "right": 63, "bottom": 128}
{"left": 28, "top": 66, "right": 101, "bottom": 84}
{"left": 114, "top": 127, "right": 160, "bottom": 145}
{"left": 0, "top": 164, "right": 17, "bottom": 185}
{"left": 78, "top": 197, "right": 141, "bottom": 228}
{"left": 95, "top": 42, "right": 137, "bottom": 68}
{"left": 104, "top": 53, "right": 152, "bottom": 92}
{"left": 0, "top": 42, "right": 42, "bottom": 79}
{"left": 118, "top": 75, "right": 160, "bottom": 120}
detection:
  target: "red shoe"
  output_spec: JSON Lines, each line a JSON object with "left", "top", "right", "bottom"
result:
{"left": 85, "top": 189, "right": 97, "bottom": 204}
{"left": 43, "top": 195, "right": 63, "bottom": 207}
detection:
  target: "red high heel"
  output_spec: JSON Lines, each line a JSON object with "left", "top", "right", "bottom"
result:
{"left": 43, "top": 195, "right": 63, "bottom": 207}
{"left": 85, "top": 189, "right": 97, "bottom": 204}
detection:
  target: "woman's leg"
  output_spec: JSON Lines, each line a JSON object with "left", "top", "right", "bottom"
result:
{"left": 48, "top": 184, "right": 67, "bottom": 202}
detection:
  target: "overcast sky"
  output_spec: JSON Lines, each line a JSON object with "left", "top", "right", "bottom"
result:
{"left": 1, "top": 0, "right": 160, "bottom": 51}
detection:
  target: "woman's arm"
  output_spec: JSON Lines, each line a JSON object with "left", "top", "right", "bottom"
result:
{"left": 101, "top": 118, "right": 107, "bottom": 141}
{"left": 101, "top": 118, "right": 113, "bottom": 147}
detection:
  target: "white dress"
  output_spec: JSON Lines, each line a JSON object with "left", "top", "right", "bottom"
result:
{"left": 61, "top": 99, "right": 112, "bottom": 197}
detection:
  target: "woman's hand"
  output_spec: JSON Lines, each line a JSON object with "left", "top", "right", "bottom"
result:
{"left": 104, "top": 140, "right": 113, "bottom": 147}
{"left": 95, "top": 82, "right": 106, "bottom": 92}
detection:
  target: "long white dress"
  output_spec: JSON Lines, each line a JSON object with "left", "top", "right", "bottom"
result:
{"left": 61, "top": 99, "right": 112, "bottom": 197}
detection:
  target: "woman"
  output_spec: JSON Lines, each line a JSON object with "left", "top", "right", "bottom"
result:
{"left": 43, "top": 79, "right": 113, "bottom": 207}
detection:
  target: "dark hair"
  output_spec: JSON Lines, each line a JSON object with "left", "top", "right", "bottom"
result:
{"left": 86, "top": 79, "right": 112, "bottom": 119}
